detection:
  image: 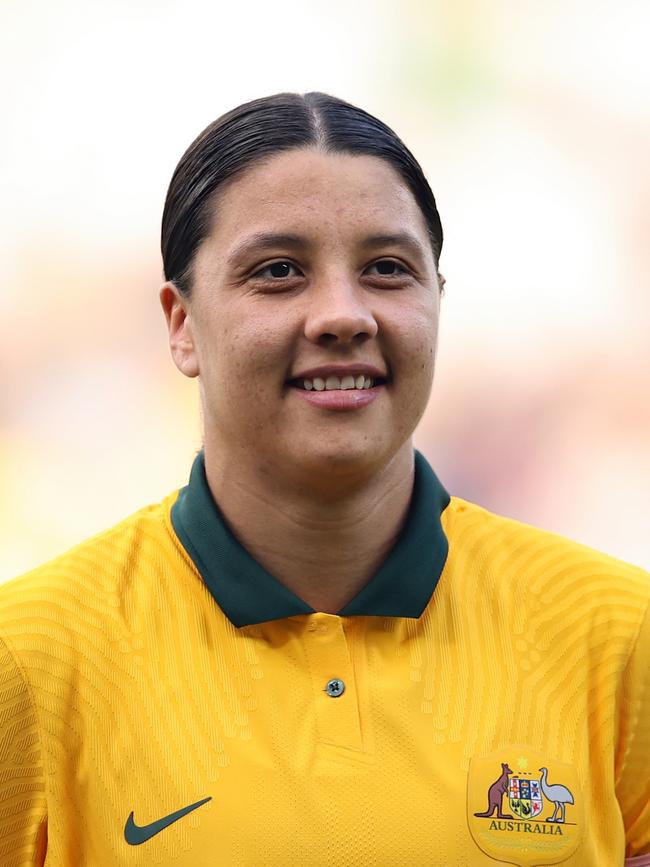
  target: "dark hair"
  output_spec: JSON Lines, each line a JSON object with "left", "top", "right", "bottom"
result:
{"left": 161, "top": 92, "right": 443, "bottom": 296}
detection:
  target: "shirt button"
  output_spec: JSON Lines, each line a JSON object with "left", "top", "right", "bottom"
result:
{"left": 325, "top": 678, "right": 345, "bottom": 698}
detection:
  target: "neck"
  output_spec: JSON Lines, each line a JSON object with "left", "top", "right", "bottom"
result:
{"left": 202, "top": 443, "right": 416, "bottom": 613}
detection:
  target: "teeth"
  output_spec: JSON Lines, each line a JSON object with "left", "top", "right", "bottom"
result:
{"left": 300, "top": 375, "right": 376, "bottom": 391}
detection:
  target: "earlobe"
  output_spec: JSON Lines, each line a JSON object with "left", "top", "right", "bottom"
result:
{"left": 159, "top": 282, "right": 200, "bottom": 378}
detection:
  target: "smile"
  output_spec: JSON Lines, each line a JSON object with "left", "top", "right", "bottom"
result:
{"left": 299, "top": 375, "right": 376, "bottom": 391}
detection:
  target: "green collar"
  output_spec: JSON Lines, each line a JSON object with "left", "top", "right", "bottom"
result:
{"left": 171, "top": 451, "right": 451, "bottom": 627}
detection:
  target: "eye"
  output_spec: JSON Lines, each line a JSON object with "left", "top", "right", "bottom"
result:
{"left": 252, "top": 260, "right": 300, "bottom": 280}
{"left": 365, "top": 259, "right": 409, "bottom": 277}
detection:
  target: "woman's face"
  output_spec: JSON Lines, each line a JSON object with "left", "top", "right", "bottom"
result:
{"left": 163, "top": 147, "right": 442, "bottom": 486}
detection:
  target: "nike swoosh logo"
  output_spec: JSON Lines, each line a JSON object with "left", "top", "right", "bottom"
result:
{"left": 124, "top": 796, "right": 212, "bottom": 845}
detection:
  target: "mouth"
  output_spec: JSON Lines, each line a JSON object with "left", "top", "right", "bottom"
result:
{"left": 288, "top": 373, "right": 387, "bottom": 392}
{"left": 285, "top": 366, "right": 388, "bottom": 412}
{"left": 286, "top": 364, "right": 389, "bottom": 393}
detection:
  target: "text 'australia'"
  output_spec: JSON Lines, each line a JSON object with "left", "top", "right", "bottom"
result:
{"left": 489, "top": 820, "right": 564, "bottom": 836}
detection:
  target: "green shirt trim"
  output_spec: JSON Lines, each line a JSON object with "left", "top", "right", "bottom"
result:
{"left": 171, "top": 451, "right": 451, "bottom": 627}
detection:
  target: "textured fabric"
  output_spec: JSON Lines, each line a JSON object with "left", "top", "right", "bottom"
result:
{"left": 0, "top": 478, "right": 648, "bottom": 865}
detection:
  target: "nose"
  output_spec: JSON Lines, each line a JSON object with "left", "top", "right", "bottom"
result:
{"left": 303, "top": 278, "right": 378, "bottom": 346}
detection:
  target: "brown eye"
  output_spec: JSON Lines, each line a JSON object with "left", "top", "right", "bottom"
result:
{"left": 269, "top": 262, "right": 292, "bottom": 278}
{"left": 367, "top": 260, "right": 407, "bottom": 277}
{"left": 254, "top": 261, "right": 298, "bottom": 279}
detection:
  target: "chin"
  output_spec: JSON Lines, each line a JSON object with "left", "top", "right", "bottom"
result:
{"left": 283, "top": 436, "right": 400, "bottom": 483}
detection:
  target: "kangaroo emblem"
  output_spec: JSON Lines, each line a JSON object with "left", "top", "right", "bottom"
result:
{"left": 474, "top": 762, "right": 514, "bottom": 819}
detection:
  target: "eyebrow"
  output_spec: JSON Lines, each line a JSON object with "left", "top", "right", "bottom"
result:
{"left": 226, "top": 230, "right": 427, "bottom": 268}
{"left": 227, "top": 233, "right": 310, "bottom": 267}
{"left": 358, "top": 232, "right": 427, "bottom": 260}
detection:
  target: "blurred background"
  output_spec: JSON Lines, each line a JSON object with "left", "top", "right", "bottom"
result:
{"left": 1, "top": 0, "right": 648, "bottom": 580}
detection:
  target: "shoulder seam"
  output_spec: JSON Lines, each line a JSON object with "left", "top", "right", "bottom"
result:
{"left": 616, "top": 589, "right": 650, "bottom": 795}
{"left": 621, "top": 590, "right": 650, "bottom": 683}
{"left": 0, "top": 627, "right": 49, "bottom": 816}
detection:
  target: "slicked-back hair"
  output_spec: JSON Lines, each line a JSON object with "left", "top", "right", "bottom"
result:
{"left": 161, "top": 92, "right": 443, "bottom": 296}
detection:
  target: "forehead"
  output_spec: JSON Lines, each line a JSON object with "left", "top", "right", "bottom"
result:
{"left": 202, "top": 148, "right": 431, "bottom": 256}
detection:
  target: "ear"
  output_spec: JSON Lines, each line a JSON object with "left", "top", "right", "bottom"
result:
{"left": 159, "top": 282, "right": 200, "bottom": 378}
{"left": 438, "top": 271, "right": 446, "bottom": 295}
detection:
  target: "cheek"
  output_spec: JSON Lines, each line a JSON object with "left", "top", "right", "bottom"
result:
{"left": 198, "top": 315, "right": 290, "bottom": 409}
{"left": 395, "top": 329, "right": 436, "bottom": 437}
{"left": 389, "top": 307, "right": 438, "bottom": 383}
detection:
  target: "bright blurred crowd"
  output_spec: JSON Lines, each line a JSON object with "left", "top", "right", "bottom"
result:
{"left": 1, "top": 0, "right": 648, "bottom": 579}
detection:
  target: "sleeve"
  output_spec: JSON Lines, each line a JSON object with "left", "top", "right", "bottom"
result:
{"left": 616, "top": 592, "right": 650, "bottom": 860}
{"left": 0, "top": 633, "right": 47, "bottom": 867}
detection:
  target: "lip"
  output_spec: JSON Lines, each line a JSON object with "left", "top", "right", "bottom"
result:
{"left": 291, "top": 384, "right": 383, "bottom": 411}
{"left": 288, "top": 363, "right": 387, "bottom": 382}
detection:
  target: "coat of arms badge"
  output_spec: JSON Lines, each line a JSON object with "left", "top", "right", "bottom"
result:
{"left": 467, "top": 746, "right": 582, "bottom": 866}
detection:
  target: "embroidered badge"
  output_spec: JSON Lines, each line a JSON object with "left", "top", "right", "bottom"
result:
{"left": 467, "top": 747, "right": 582, "bottom": 866}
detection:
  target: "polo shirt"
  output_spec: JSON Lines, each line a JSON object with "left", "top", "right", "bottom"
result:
{"left": 0, "top": 450, "right": 648, "bottom": 866}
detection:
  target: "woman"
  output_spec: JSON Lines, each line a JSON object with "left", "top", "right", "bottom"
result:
{"left": 0, "top": 92, "right": 648, "bottom": 866}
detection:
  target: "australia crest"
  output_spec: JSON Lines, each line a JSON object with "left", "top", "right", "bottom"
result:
{"left": 467, "top": 746, "right": 582, "bottom": 866}
{"left": 507, "top": 774, "right": 543, "bottom": 820}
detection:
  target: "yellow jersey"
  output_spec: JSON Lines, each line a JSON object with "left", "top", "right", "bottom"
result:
{"left": 1, "top": 451, "right": 648, "bottom": 866}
